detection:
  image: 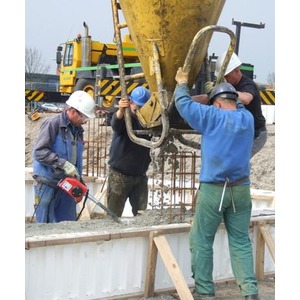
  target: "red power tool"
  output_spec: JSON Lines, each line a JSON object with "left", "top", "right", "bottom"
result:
{"left": 58, "top": 177, "right": 122, "bottom": 223}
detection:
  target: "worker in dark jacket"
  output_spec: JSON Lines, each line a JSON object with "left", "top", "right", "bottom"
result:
{"left": 174, "top": 67, "right": 260, "bottom": 300}
{"left": 193, "top": 52, "right": 267, "bottom": 158}
{"left": 107, "top": 86, "right": 151, "bottom": 217}
{"left": 32, "top": 91, "right": 95, "bottom": 223}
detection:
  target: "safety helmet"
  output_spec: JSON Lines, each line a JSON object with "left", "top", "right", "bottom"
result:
{"left": 214, "top": 52, "right": 242, "bottom": 77}
{"left": 66, "top": 91, "right": 96, "bottom": 118}
{"left": 209, "top": 82, "right": 238, "bottom": 104}
{"left": 130, "top": 86, "right": 150, "bottom": 106}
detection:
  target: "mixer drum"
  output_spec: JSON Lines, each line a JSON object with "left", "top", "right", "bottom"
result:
{"left": 119, "top": 0, "right": 225, "bottom": 96}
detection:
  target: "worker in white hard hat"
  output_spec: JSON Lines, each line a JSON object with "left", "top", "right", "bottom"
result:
{"left": 32, "top": 90, "right": 96, "bottom": 223}
{"left": 107, "top": 86, "right": 152, "bottom": 217}
{"left": 194, "top": 52, "right": 267, "bottom": 157}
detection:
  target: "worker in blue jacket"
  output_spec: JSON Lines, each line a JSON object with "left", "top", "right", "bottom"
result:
{"left": 32, "top": 91, "right": 95, "bottom": 223}
{"left": 174, "top": 67, "right": 260, "bottom": 300}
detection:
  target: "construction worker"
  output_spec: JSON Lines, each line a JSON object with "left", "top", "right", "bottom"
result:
{"left": 107, "top": 86, "right": 152, "bottom": 217}
{"left": 32, "top": 91, "right": 96, "bottom": 223}
{"left": 174, "top": 68, "right": 260, "bottom": 300}
{"left": 193, "top": 52, "right": 267, "bottom": 158}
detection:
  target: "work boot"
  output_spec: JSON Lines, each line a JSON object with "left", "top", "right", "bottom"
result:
{"left": 245, "top": 295, "right": 260, "bottom": 300}
{"left": 192, "top": 290, "right": 216, "bottom": 299}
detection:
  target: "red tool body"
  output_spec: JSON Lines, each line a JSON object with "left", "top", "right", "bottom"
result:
{"left": 58, "top": 177, "right": 122, "bottom": 223}
{"left": 58, "top": 177, "right": 88, "bottom": 203}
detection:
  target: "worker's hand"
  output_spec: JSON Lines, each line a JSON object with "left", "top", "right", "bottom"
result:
{"left": 116, "top": 97, "right": 130, "bottom": 119}
{"left": 204, "top": 81, "right": 215, "bottom": 95}
{"left": 118, "top": 98, "right": 130, "bottom": 110}
{"left": 175, "top": 67, "right": 189, "bottom": 85}
{"left": 63, "top": 161, "right": 79, "bottom": 177}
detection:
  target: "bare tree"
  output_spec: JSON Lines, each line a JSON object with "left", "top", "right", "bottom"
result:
{"left": 267, "top": 72, "right": 275, "bottom": 87}
{"left": 25, "top": 47, "right": 50, "bottom": 80}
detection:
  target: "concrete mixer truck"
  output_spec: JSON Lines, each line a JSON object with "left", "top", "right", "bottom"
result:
{"left": 96, "top": 0, "right": 236, "bottom": 148}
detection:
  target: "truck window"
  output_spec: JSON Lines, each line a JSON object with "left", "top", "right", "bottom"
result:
{"left": 63, "top": 44, "right": 74, "bottom": 67}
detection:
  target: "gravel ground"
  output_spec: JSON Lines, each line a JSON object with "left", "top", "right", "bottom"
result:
{"left": 127, "top": 276, "right": 275, "bottom": 299}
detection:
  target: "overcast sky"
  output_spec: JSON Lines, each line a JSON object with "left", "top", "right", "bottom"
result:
{"left": 25, "top": 0, "right": 275, "bottom": 84}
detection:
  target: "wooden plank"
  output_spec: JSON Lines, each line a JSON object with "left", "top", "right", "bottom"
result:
{"left": 259, "top": 222, "right": 275, "bottom": 262}
{"left": 77, "top": 199, "right": 91, "bottom": 220}
{"left": 250, "top": 189, "right": 275, "bottom": 201}
{"left": 153, "top": 234, "right": 193, "bottom": 300}
{"left": 25, "top": 224, "right": 192, "bottom": 249}
{"left": 77, "top": 185, "right": 107, "bottom": 220}
{"left": 255, "top": 225, "right": 265, "bottom": 281}
{"left": 251, "top": 195, "right": 274, "bottom": 201}
{"left": 144, "top": 231, "right": 158, "bottom": 297}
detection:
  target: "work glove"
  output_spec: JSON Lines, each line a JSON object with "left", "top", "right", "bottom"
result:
{"left": 63, "top": 161, "right": 79, "bottom": 177}
{"left": 204, "top": 81, "right": 215, "bottom": 95}
{"left": 175, "top": 67, "right": 189, "bottom": 85}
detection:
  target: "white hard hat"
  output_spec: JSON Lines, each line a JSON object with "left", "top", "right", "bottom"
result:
{"left": 66, "top": 91, "right": 96, "bottom": 118}
{"left": 214, "top": 52, "right": 242, "bottom": 77}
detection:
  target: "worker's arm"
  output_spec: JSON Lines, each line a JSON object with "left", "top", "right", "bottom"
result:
{"left": 235, "top": 79, "right": 259, "bottom": 105}
{"left": 174, "top": 67, "right": 209, "bottom": 133}
{"left": 110, "top": 97, "right": 131, "bottom": 134}
{"left": 192, "top": 94, "right": 209, "bottom": 104}
{"left": 190, "top": 81, "right": 214, "bottom": 104}
{"left": 33, "top": 118, "right": 78, "bottom": 175}
{"left": 33, "top": 118, "right": 65, "bottom": 167}
{"left": 237, "top": 91, "right": 253, "bottom": 105}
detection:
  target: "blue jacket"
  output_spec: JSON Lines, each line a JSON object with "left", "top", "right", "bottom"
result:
{"left": 33, "top": 111, "right": 84, "bottom": 181}
{"left": 174, "top": 84, "right": 254, "bottom": 183}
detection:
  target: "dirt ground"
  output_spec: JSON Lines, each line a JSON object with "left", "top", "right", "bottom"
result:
{"left": 128, "top": 276, "right": 275, "bottom": 299}
{"left": 25, "top": 113, "right": 275, "bottom": 191}
{"left": 25, "top": 113, "right": 275, "bottom": 299}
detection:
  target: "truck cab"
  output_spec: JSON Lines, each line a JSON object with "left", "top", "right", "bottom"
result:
{"left": 56, "top": 22, "right": 139, "bottom": 96}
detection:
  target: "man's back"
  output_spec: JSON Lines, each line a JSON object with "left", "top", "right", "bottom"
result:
{"left": 175, "top": 86, "right": 254, "bottom": 182}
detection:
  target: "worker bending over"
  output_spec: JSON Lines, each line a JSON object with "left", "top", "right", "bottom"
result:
{"left": 174, "top": 67, "right": 260, "bottom": 300}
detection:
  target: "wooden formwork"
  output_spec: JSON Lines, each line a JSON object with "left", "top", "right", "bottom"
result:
{"left": 25, "top": 214, "right": 274, "bottom": 300}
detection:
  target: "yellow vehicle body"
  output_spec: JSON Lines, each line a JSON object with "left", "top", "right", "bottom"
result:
{"left": 58, "top": 23, "right": 139, "bottom": 95}
{"left": 59, "top": 40, "right": 100, "bottom": 92}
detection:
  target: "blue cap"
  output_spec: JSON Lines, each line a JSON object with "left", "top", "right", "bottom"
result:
{"left": 130, "top": 86, "right": 150, "bottom": 106}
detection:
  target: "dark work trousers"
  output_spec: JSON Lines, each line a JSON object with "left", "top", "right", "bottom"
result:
{"left": 107, "top": 168, "right": 148, "bottom": 217}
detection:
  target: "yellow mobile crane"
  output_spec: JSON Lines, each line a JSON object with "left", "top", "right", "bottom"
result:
{"left": 56, "top": 22, "right": 147, "bottom": 111}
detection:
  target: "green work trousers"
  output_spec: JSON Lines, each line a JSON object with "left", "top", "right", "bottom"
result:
{"left": 189, "top": 183, "right": 258, "bottom": 297}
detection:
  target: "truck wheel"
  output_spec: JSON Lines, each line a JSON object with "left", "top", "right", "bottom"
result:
{"left": 101, "top": 95, "right": 118, "bottom": 113}
{"left": 75, "top": 78, "right": 116, "bottom": 113}
{"left": 74, "top": 79, "right": 95, "bottom": 99}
